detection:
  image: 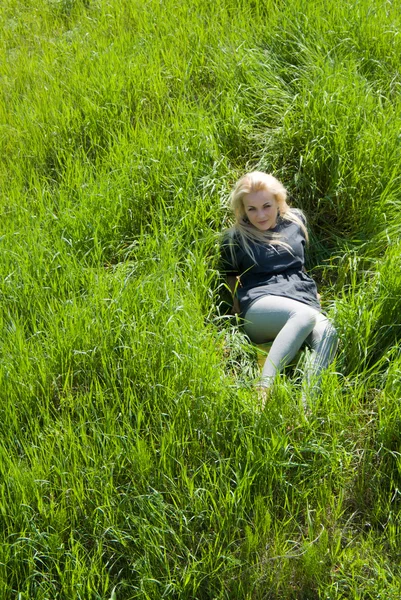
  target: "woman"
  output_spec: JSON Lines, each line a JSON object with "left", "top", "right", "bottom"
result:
{"left": 220, "top": 171, "right": 338, "bottom": 403}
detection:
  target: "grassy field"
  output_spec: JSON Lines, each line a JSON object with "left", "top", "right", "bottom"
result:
{"left": 1, "top": 0, "right": 401, "bottom": 597}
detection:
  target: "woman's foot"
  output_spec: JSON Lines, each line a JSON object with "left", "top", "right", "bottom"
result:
{"left": 301, "top": 392, "right": 312, "bottom": 418}
{"left": 256, "top": 386, "right": 271, "bottom": 410}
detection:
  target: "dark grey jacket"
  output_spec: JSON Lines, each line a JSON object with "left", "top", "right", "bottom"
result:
{"left": 220, "top": 211, "right": 321, "bottom": 317}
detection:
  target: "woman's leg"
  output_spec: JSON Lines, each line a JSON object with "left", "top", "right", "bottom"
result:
{"left": 244, "top": 295, "right": 319, "bottom": 388}
{"left": 303, "top": 312, "right": 338, "bottom": 391}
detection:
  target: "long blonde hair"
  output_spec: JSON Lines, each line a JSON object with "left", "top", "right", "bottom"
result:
{"left": 226, "top": 171, "right": 308, "bottom": 263}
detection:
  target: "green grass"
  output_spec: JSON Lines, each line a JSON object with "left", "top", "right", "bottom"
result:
{"left": 1, "top": 0, "right": 401, "bottom": 597}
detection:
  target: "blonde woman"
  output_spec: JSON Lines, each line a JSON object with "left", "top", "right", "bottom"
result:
{"left": 221, "top": 171, "right": 337, "bottom": 403}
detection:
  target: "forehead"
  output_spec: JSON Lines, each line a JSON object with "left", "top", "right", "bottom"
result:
{"left": 243, "top": 189, "right": 276, "bottom": 207}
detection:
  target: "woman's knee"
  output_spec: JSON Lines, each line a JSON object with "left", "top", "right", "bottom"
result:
{"left": 289, "top": 305, "right": 317, "bottom": 334}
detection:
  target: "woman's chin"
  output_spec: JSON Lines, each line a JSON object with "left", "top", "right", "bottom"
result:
{"left": 255, "top": 222, "right": 273, "bottom": 231}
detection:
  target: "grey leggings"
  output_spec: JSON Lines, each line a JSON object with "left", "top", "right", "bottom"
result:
{"left": 243, "top": 295, "right": 338, "bottom": 389}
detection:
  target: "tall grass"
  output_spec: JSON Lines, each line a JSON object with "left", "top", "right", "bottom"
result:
{"left": 1, "top": 0, "right": 401, "bottom": 597}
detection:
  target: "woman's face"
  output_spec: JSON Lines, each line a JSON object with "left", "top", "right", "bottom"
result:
{"left": 242, "top": 188, "right": 279, "bottom": 231}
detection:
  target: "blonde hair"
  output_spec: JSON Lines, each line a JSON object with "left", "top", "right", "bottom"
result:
{"left": 226, "top": 171, "right": 308, "bottom": 262}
